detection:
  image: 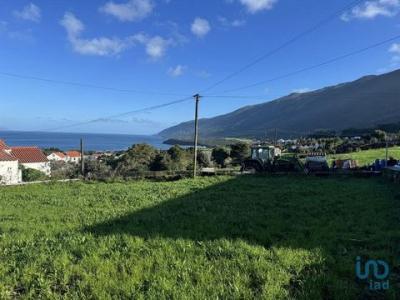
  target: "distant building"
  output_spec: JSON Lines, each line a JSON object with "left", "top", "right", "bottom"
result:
{"left": 0, "top": 140, "right": 21, "bottom": 185}
{"left": 66, "top": 151, "right": 81, "bottom": 164}
{"left": 11, "top": 146, "right": 51, "bottom": 176}
{"left": 47, "top": 152, "right": 67, "bottom": 162}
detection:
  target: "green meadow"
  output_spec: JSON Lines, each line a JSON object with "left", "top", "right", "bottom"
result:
{"left": 0, "top": 176, "right": 399, "bottom": 299}
{"left": 328, "top": 146, "right": 400, "bottom": 166}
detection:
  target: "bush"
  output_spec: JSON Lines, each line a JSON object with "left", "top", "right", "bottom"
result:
{"left": 116, "top": 144, "right": 157, "bottom": 175}
{"left": 197, "top": 150, "right": 213, "bottom": 168}
{"left": 85, "top": 160, "right": 113, "bottom": 181}
{"left": 22, "top": 168, "right": 48, "bottom": 182}
{"left": 212, "top": 147, "right": 230, "bottom": 168}
{"left": 230, "top": 142, "right": 250, "bottom": 164}
{"left": 150, "top": 153, "right": 172, "bottom": 171}
{"left": 50, "top": 161, "right": 80, "bottom": 179}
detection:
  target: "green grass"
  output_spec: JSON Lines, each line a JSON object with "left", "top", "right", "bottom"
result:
{"left": 328, "top": 146, "right": 400, "bottom": 166}
{"left": 0, "top": 176, "right": 399, "bottom": 299}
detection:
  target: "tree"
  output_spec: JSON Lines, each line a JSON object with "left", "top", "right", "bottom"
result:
{"left": 85, "top": 160, "right": 113, "bottom": 181}
{"left": 372, "top": 130, "right": 387, "bottom": 142}
{"left": 116, "top": 144, "right": 157, "bottom": 175}
{"left": 197, "top": 150, "right": 212, "bottom": 168}
{"left": 150, "top": 153, "right": 172, "bottom": 171}
{"left": 42, "top": 147, "right": 63, "bottom": 156}
{"left": 212, "top": 147, "right": 230, "bottom": 168}
{"left": 50, "top": 161, "right": 80, "bottom": 179}
{"left": 230, "top": 142, "right": 250, "bottom": 164}
{"left": 167, "top": 145, "right": 190, "bottom": 170}
{"left": 168, "top": 145, "right": 185, "bottom": 161}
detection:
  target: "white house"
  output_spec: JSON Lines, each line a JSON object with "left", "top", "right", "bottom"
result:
{"left": 0, "top": 141, "right": 21, "bottom": 185}
{"left": 47, "top": 152, "right": 67, "bottom": 162}
{"left": 0, "top": 140, "right": 51, "bottom": 184}
{"left": 11, "top": 146, "right": 51, "bottom": 176}
{"left": 66, "top": 151, "right": 81, "bottom": 164}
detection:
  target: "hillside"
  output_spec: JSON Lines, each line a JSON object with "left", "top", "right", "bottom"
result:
{"left": 160, "top": 69, "right": 400, "bottom": 139}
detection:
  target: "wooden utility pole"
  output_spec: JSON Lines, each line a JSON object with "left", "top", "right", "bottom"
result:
{"left": 193, "top": 94, "right": 201, "bottom": 178}
{"left": 385, "top": 135, "right": 389, "bottom": 168}
{"left": 80, "top": 138, "right": 85, "bottom": 176}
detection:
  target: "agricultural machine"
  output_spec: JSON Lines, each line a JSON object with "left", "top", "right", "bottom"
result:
{"left": 241, "top": 145, "right": 329, "bottom": 174}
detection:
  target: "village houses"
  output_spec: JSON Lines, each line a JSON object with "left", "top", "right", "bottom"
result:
{"left": 47, "top": 150, "right": 81, "bottom": 164}
{"left": 47, "top": 152, "right": 67, "bottom": 162}
{"left": 65, "top": 151, "right": 81, "bottom": 164}
{"left": 0, "top": 139, "right": 50, "bottom": 185}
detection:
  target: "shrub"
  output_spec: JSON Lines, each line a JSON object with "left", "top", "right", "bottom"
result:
{"left": 212, "top": 147, "right": 230, "bottom": 168}
{"left": 50, "top": 161, "right": 80, "bottom": 179}
{"left": 116, "top": 144, "right": 157, "bottom": 175}
{"left": 85, "top": 160, "right": 113, "bottom": 181}
{"left": 230, "top": 142, "right": 250, "bottom": 164}
{"left": 22, "top": 168, "right": 48, "bottom": 182}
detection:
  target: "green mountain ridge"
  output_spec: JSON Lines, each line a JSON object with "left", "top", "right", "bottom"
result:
{"left": 159, "top": 69, "right": 400, "bottom": 139}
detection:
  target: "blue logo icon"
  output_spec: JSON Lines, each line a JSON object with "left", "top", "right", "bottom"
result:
{"left": 355, "top": 256, "right": 390, "bottom": 290}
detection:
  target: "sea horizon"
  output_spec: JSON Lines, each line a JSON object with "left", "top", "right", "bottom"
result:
{"left": 0, "top": 130, "right": 169, "bottom": 151}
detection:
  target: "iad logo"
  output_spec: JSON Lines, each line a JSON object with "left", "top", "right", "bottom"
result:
{"left": 355, "top": 256, "right": 390, "bottom": 291}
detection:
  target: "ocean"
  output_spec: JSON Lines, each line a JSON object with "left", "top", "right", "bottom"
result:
{"left": 0, "top": 131, "right": 169, "bottom": 151}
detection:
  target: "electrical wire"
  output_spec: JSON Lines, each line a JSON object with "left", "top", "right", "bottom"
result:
{"left": 43, "top": 96, "right": 193, "bottom": 132}
{"left": 216, "top": 34, "right": 400, "bottom": 94}
{"left": 200, "top": 0, "right": 367, "bottom": 93}
{"left": 0, "top": 71, "right": 188, "bottom": 97}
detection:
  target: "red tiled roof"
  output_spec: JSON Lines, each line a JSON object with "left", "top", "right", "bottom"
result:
{"left": 0, "top": 150, "right": 17, "bottom": 161}
{"left": 66, "top": 151, "right": 81, "bottom": 158}
{"left": 10, "top": 147, "right": 48, "bottom": 163}
{"left": 52, "top": 152, "right": 66, "bottom": 159}
{"left": 0, "top": 139, "right": 10, "bottom": 151}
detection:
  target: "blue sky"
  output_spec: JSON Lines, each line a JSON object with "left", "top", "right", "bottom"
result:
{"left": 1, "top": 0, "right": 400, "bottom": 135}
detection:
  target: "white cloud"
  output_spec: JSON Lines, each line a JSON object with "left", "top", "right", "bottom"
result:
{"left": 60, "top": 12, "right": 174, "bottom": 59}
{"left": 131, "top": 33, "right": 172, "bottom": 59}
{"left": 60, "top": 12, "right": 129, "bottom": 56}
{"left": 100, "top": 0, "right": 154, "bottom": 22}
{"left": 168, "top": 65, "right": 186, "bottom": 77}
{"left": 60, "top": 12, "right": 84, "bottom": 37}
{"left": 239, "top": 0, "right": 277, "bottom": 13}
{"left": 378, "top": 43, "right": 400, "bottom": 73}
{"left": 389, "top": 43, "right": 400, "bottom": 54}
{"left": 292, "top": 88, "right": 311, "bottom": 94}
{"left": 341, "top": 0, "right": 400, "bottom": 21}
{"left": 218, "top": 16, "right": 246, "bottom": 27}
{"left": 14, "top": 3, "right": 41, "bottom": 23}
{"left": 195, "top": 70, "right": 211, "bottom": 78}
{"left": 191, "top": 18, "right": 211, "bottom": 38}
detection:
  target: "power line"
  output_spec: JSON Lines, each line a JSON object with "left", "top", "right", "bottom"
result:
{"left": 216, "top": 34, "right": 400, "bottom": 94}
{"left": 203, "top": 95, "right": 268, "bottom": 99}
{"left": 200, "top": 0, "right": 366, "bottom": 93}
{"left": 43, "top": 96, "right": 193, "bottom": 132}
{"left": 44, "top": 94, "right": 270, "bottom": 132}
{"left": 0, "top": 71, "right": 188, "bottom": 97}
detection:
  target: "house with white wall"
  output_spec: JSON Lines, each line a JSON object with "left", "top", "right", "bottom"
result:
{"left": 47, "top": 152, "right": 67, "bottom": 162}
{"left": 66, "top": 151, "right": 81, "bottom": 164}
{"left": 10, "top": 146, "right": 51, "bottom": 176}
{"left": 0, "top": 141, "right": 21, "bottom": 185}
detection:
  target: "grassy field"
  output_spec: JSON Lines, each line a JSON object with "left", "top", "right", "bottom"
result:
{"left": 328, "top": 146, "right": 400, "bottom": 166}
{"left": 0, "top": 176, "right": 399, "bottom": 299}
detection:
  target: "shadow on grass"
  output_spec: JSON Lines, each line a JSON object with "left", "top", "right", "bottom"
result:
{"left": 84, "top": 176, "right": 307, "bottom": 248}
{"left": 83, "top": 175, "right": 399, "bottom": 298}
{"left": 83, "top": 175, "right": 398, "bottom": 249}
